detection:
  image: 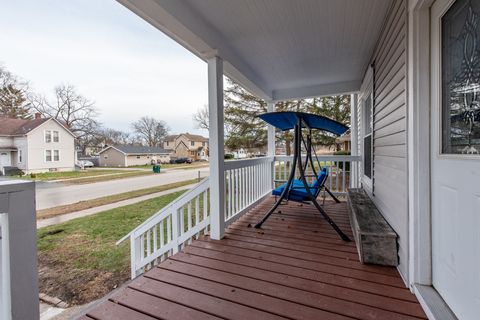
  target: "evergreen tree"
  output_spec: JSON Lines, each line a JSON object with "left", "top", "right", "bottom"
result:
{"left": 0, "top": 66, "right": 32, "bottom": 119}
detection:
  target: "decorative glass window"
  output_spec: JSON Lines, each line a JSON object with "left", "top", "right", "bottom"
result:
{"left": 45, "top": 130, "right": 51, "bottom": 143}
{"left": 442, "top": 0, "right": 480, "bottom": 154}
{"left": 363, "top": 95, "right": 373, "bottom": 178}
{"left": 54, "top": 150, "right": 59, "bottom": 161}
{"left": 45, "top": 150, "right": 52, "bottom": 162}
{"left": 53, "top": 131, "right": 59, "bottom": 142}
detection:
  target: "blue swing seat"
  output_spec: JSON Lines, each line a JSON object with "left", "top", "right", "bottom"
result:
{"left": 272, "top": 168, "right": 328, "bottom": 202}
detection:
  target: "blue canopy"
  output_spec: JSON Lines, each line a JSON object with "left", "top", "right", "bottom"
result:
{"left": 259, "top": 111, "right": 348, "bottom": 136}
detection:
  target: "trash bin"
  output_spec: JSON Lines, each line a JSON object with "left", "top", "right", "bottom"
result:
{"left": 152, "top": 165, "right": 161, "bottom": 173}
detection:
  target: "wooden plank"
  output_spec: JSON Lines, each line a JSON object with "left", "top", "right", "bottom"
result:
{"left": 183, "top": 244, "right": 417, "bottom": 302}
{"left": 111, "top": 287, "right": 222, "bottom": 320}
{"left": 147, "top": 266, "right": 352, "bottom": 320}
{"left": 128, "top": 276, "right": 288, "bottom": 320}
{"left": 170, "top": 252, "right": 425, "bottom": 317}
{"left": 86, "top": 300, "right": 157, "bottom": 320}
{"left": 190, "top": 240, "right": 406, "bottom": 288}
{"left": 157, "top": 260, "right": 424, "bottom": 320}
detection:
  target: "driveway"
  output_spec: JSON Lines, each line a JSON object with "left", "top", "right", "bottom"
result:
{"left": 36, "top": 167, "right": 209, "bottom": 210}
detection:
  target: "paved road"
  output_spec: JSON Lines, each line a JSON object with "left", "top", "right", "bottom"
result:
{"left": 36, "top": 168, "right": 209, "bottom": 210}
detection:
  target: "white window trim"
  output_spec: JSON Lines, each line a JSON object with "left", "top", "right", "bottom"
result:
{"left": 45, "top": 150, "right": 52, "bottom": 162}
{"left": 44, "top": 130, "right": 52, "bottom": 143}
{"left": 53, "top": 150, "right": 60, "bottom": 162}
{"left": 359, "top": 66, "right": 374, "bottom": 190}
{"left": 53, "top": 131, "right": 59, "bottom": 143}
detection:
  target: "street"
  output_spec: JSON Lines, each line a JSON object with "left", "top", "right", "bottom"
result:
{"left": 35, "top": 167, "right": 209, "bottom": 210}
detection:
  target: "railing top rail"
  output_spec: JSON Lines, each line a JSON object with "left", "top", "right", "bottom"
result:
{"left": 274, "top": 155, "right": 361, "bottom": 162}
{"left": 224, "top": 156, "right": 274, "bottom": 170}
{"left": 116, "top": 177, "right": 210, "bottom": 245}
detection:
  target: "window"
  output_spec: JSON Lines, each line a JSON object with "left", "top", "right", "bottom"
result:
{"left": 363, "top": 95, "right": 373, "bottom": 179}
{"left": 54, "top": 150, "right": 59, "bottom": 161}
{"left": 166, "top": 141, "right": 169, "bottom": 146}
{"left": 18, "top": 149, "right": 22, "bottom": 163}
{"left": 45, "top": 150, "right": 52, "bottom": 162}
{"left": 45, "top": 130, "right": 51, "bottom": 143}
{"left": 202, "top": 142, "right": 206, "bottom": 147}
{"left": 136, "top": 155, "right": 140, "bottom": 159}
{"left": 191, "top": 141, "right": 195, "bottom": 147}
{"left": 53, "top": 131, "right": 59, "bottom": 142}
{"left": 441, "top": 0, "right": 480, "bottom": 154}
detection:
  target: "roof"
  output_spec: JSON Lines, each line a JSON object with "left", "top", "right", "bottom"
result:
{"left": 101, "top": 145, "right": 170, "bottom": 155}
{"left": 0, "top": 117, "right": 50, "bottom": 135}
{"left": 258, "top": 112, "right": 349, "bottom": 136}
{"left": 165, "top": 133, "right": 208, "bottom": 142}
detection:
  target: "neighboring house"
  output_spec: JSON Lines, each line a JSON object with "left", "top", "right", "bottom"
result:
{"left": 0, "top": 114, "right": 76, "bottom": 174}
{"left": 335, "top": 134, "right": 351, "bottom": 152}
{"left": 98, "top": 145, "right": 170, "bottom": 167}
{"left": 163, "top": 133, "right": 209, "bottom": 161}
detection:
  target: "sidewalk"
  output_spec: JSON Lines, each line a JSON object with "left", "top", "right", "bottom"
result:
{"left": 37, "top": 184, "right": 195, "bottom": 228}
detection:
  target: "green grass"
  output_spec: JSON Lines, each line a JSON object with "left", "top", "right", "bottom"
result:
{"left": 21, "top": 169, "right": 139, "bottom": 181}
{"left": 38, "top": 190, "right": 185, "bottom": 270}
{"left": 130, "top": 162, "right": 209, "bottom": 170}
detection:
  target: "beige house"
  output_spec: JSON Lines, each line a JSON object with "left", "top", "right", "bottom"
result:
{"left": 0, "top": 115, "right": 76, "bottom": 174}
{"left": 98, "top": 145, "right": 170, "bottom": 167}
{"left": 163, "top": 133, "right": 208, "bottom": 161}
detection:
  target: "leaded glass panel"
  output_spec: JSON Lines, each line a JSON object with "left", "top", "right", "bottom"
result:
{"left": 442, "top": 0, "right": 480, "bottom": 154}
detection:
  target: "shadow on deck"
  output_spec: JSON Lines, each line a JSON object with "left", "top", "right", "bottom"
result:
{"left": 78, "top": 197, "right": 426, "bottom": 320}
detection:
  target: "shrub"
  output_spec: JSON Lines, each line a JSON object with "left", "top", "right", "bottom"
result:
{"left": 224, "top": 153, "right": 234, "bottom": 160}
{"left": 30, "top": 173, "right": 37, "bottom": 178}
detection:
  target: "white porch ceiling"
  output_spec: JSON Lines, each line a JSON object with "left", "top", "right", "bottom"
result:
{"left": 118, "top": 0, "right": 393, "bottom": 100}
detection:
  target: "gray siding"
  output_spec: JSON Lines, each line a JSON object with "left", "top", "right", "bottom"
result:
{"left": 364, "top": 0, "right": 409, "bottom": 280}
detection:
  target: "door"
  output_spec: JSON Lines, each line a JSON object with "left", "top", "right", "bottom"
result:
{"left": 431, "top": 0, "right": 480, "bottom": 318}
{"left": 0, "top": 152, "right": 11, "bottom": 172}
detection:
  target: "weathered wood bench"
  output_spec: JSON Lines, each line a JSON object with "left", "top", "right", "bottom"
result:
{"left": 347, "top": 188, "right": 398, "bottom": 266}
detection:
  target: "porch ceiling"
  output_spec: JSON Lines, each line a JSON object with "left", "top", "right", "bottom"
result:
{"left": 118, "top": 0, "right": 393, "bottom": 100}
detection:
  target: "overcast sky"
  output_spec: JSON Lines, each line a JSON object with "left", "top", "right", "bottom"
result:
{"left": 0, "top": 0, "right": 208, "bottom": 135}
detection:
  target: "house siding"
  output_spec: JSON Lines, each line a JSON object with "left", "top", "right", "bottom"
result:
{"left": 26, "top": 120, "right": 75, "bottom": 173}
{"left": 99, "top": 148, "right": 127, "bottom": 167}
{"left": 360, "top": 0, "right": 409, "bottom": 281}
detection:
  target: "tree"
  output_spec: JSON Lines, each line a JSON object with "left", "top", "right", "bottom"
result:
{"left": 29, "top": 84, "right": 100, "bottom": 139}
{"left": 193, "top": 105, "right": 209, "bottom": 130}
{"left": 131, "top": 116, "right": 169, "bottom": 147}
{"left": 0, "top": 66, "right": 32, "bottom": 119}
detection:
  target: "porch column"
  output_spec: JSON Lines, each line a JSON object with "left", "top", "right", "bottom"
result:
{"left": 267, "top": 101, "right": 276, "bottom": 189}
{"left": 350, "top": 93, "right": 359, "bottom": 188}
{"left": 208, "top": 56, "right": 226, "bottom": 240}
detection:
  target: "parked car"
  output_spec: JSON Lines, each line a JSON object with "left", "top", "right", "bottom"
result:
{"left": 76, "top": 160, "right": 94, "bottom": 168}
{"left": 172, "top": 157, "right": 193, "bottom": 164}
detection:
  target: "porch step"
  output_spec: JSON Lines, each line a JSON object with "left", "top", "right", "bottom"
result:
{"left": 347, "top": 188, "right": 398, "bottom": 266}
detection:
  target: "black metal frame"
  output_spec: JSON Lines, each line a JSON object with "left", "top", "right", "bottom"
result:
{"left": 254, "top": 120, "right": 351, "bottom": 242}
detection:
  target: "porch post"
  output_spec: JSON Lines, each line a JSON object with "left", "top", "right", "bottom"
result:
{"left": 350, "top": 93, "right": 359, "bottom": 188}
{"left": 207, "top": 56, "right": 226, "bottom": 240}
{"left": 267, "top": 102, "right": 276, "bottom": 188}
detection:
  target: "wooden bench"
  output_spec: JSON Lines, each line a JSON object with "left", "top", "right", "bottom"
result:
{"left": 347, "top": 188, "right": 398, "bottom": 266}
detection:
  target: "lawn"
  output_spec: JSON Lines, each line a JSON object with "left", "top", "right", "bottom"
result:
{"left": 19, "top": 169, "right": 153, "bottom": 183}
{"left": 37, "top": 190, "right": 186, "bottom": 305}
{"left": 131, "top": 162, "right": 209, "bottom": 170}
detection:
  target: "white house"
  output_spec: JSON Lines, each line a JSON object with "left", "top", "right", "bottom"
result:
{"left": 0, "top": 115, "right": 76, "bottom": 174}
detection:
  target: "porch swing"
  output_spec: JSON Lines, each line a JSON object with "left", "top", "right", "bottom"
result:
{"left": 254, "top": 111, "right": 351, "bottom": 242}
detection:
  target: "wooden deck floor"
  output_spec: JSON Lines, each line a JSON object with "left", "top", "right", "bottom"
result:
{"left": 79, "top": 198, "right": 426, "bottom": 320}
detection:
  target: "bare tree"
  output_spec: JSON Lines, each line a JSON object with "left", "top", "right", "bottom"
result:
{"left": 0, "top": 65, "right": 32, "bottom": 119}
{"left": 131, "top": 116, "right": 169, "bottom": 147}
{"left": 193, "top": 105, "right": 209, "bottom": 130}
{"left": 29, "top": 84, "right": 100, "bottom": 139}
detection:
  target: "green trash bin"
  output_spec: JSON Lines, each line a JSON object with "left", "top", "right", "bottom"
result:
{"left": 152, "top": 165, "right": 161, "bottom": 173}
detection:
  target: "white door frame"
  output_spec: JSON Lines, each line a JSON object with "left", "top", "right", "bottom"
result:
{"left": 408, "top": 0, "right": 459, "bottom": 318}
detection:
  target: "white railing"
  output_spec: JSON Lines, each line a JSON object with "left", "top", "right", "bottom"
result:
{"left": 224, "top": 157, "right": 273, "bottom": 226}
{"left": 121, "top": 155, "right": 361, "bottom": 278}
{"left": 117, "top": 178, "right": 211, "bottom": 278}
{"left": 274, "top": 155, "right": 361, "bottom": 195}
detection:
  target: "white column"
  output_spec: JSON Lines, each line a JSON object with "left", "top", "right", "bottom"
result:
{"left": 267, "top": 102, "right": 276, "bottom": 189}
{"left": 208, "top": 56, "right": 226, "bottom": 240}
{"left": 350, "top": 94, "right": 359, "bottom": 188}
{"left": 267, "top": 102, "right": 275, "bottom": 157}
